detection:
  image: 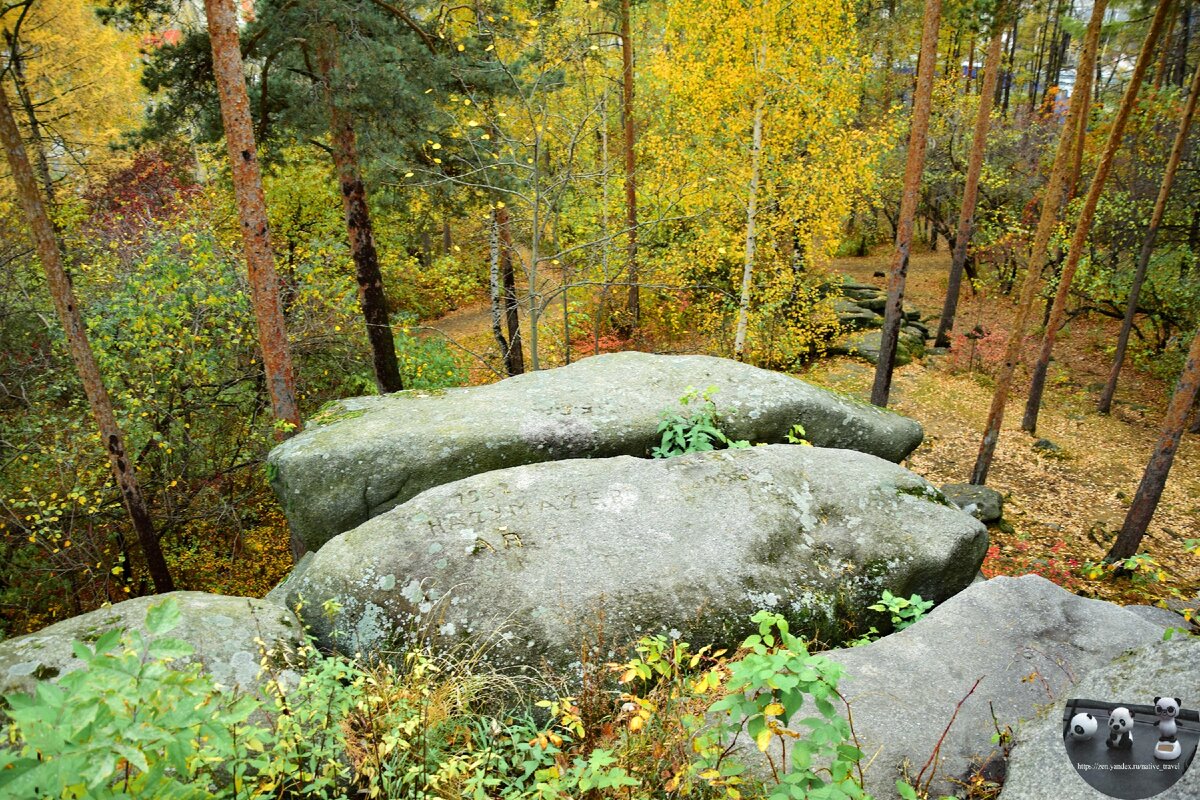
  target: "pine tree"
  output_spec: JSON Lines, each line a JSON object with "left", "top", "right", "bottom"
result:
{"left": 871, "top": 0, "right": 942, "bottom": 406}
{"left": 970, "top": 0, "right": 1109, "bottom": 485}
{"left": 0, "top": 84, "right": 175, "bottom": 593}
{"left": 1021, "top": 0, "right": 1174, "bottom": 434}
{"left": 1098, "top": 56, "right": 1200, "bottom": 414}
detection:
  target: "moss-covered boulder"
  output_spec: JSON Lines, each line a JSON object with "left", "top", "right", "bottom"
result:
{"left": 267, "top": 352, "right": 926, "bottom": 552}
{"left": 280, "top": 445, "right": 986, "bottom": 675}
{"left": 0, "top": 592, "right": 303, "bottom": 697}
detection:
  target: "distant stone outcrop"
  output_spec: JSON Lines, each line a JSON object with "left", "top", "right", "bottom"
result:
{"left": 277, "top": 445, "right": 986, "bottom": 675}
{"left": 267, "top": 352, "right": 926, "bottom": 552}
{"left": 829, "top": 279, "right": 931, "bottom": 366}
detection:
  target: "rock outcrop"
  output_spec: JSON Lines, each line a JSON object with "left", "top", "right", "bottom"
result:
{"left": 279, "top": 445, "right": 986, "bottom": 675}
{"left": 0, "top": 592, "right": 303, "bottom": 697}
{"left": 268, "top": 352, "right": 925, "bottom": 551}
{"left": 736, "top": 575, "right": 1171, "bottom": 799}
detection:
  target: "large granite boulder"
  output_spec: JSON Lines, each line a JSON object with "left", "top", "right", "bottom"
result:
{"left": 267, "top": 352, "right": 925, "bottom": 552}
{"left": 0, "top": 592, "right": 303, "bottom": 697}
{"left": 279, "top": 445, "right": 986, "bottom": 675}
{"left": 1003, "top": 637, "right": 1200, "bottom": 800}
{"left": 737, "top": 575, "right": 1169, "bottom": 799}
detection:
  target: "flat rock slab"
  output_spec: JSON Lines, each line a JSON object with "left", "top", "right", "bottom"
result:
{"left": 941, "top": 483, "right": 1004, "bottom": 523}
{"left": 282, "top": 446, "right": 986, "bottom": 675}
{"left": 268, "top": 352, "right": 925, "bottom": 552}
{"left": 738, "top": 575, "right": 1168, "bottom": 799}
{"left": 1004, "top": 637, "right": 1200, "bottom": 799}
{"left": 0, "top": 592, "right": 303, "bottom": 697}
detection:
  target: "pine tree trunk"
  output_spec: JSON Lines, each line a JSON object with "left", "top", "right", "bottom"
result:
{"left": 1098, "top": 55, "right": 1200, "bottom": 414}
{"left": 205, "top": 0, "right": 304, "bottom": 557}
{"left": 0, "top": 86, "right": 175, "bottom": 594}
{"left": 1106, "top": 324, "right": 1200, "bottom": 561}
{"left": 204, "top": 0, "right": 300, "bottom": 432}
{"left": 619, "top": 0, "right": 639, "bottom": 335}
{"left": 1021, "top": 0, "right": 1172, "bottom": 434}
{"left": 970, "top": 0, "right": 1109, "bottom": 485}
{"left": 871, "top": 0, "right": 942, "bottom": 407}
{"left": 734, "top": 95, "right": 765, "bottom": 361}
{"left": 935, "top": 18, "right": 1006, "bottom": 348}
{"left": 316, "top": 31, "right": 403, "bottom": 394}
{"left": 497, "top": 206, "right": 525, "bottom": 376}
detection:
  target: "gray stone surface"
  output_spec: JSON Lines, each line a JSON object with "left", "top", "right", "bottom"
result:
{"left": 1125, "top": 604, "right": 1196, "bottom": 632}
{"left": 834, "top": 299, "right": 884, "bottom": 331}
{"left": 1003, "top": 637, "right": 1200, "bottom": 800}
{"left": 0, "top": 592, "right": 303, "bottom": 697}
{"left": 830, "top": 330, "right": 914, "bottom": 366}
{"left": 282, "top": 445, "right": 986, "bottom": 675}
{"left": 268, "top": 352, "right": 925, "bottom": 552}
{"left": 941, "top": 483, "right": 1004, "bottom": 523}
{"left": 737, "top": 575, "right": 1168, "bottom": 799}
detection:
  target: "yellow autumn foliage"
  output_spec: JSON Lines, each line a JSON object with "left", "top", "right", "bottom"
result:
{"left": 641, "top": 0, "right": 885, "bottom": 365}
{"left": 1, "top": 0, "right": 145, "bottom": 186}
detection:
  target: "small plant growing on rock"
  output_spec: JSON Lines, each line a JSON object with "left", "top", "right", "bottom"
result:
{"left": 652, "top": 386, "right": 808, "bottom": 458}
{"left": 869, "top": 590, "right": 934, "bottom": 632}
{"left": 652, "top": 385, "right": 750, "bottom": 457}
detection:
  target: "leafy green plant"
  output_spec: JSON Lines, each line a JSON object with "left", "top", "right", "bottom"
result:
{"left": 868, "top": 590, "right": 934, "bottom": 632}
{"left": 0, "top": 596, "right": 265, "bottom": 799}
{"left": 784, "top": 423, "right": 810, "bottom": 445}
{"left": 698, "top": 611, "right": 869, "bottom": 800}
{"left": 1082, "top": 552, "right": 1166, "bottom": 586}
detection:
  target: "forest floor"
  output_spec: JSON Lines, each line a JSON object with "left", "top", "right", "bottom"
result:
{"left": 423, "top": 248, "right": 1200, "bottom": 612}
{"left": 801, "top": 249, "right": 1200, "bottom": 611}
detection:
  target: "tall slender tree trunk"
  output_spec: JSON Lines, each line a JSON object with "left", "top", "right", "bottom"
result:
{"left": 619, "top": 0, "right": 639, "bottom": 334}
{"left": 489, "top": 210, "right": 510, "bottom": 369}
{"left": 970, "top": 0, "right": 1108, "bottom": 485}
{"left": 0, "top": 87, "right": 175, "bottom": 593}
{"left": 4, "top": 32, "right": 55, "bottom": 208}
{"left": 871, "top": 0, "right": 942, "bottom": 407}
{"left": 1021, "top": 0, "right": 1173, "bottom": 434}
{"left": 733, "top": 95, "right": 765, "bottom": 361}
{"left": 935, "top": 17, "right": 1006, "bottom": 348}
{"left": 1098, "top": 56, "right": 1200, "bottom": 414}
{"left": 1001, "top": 11, "right": 1020, "bottom": 115}
{"left": 1155, "top": 5, "right": 1178, "bottom": 89}
{"left": 205, "top": 0, "right": 304, "bottom": 557}
{"left": 315, "top": 31, "right": 403, "bottom": 394}
{"left": 497, "top": 206, "right": 525, "bottom": 375}
{"left": 205, "top": 0, "right": 299, "bottom": 432}
{"left": 1106, "top": 324, "right": 1200, "bottom": 561}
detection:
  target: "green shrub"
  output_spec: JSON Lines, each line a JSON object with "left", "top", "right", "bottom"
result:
{"left": 0, "top": 600, "right": 874, "bottom": 799}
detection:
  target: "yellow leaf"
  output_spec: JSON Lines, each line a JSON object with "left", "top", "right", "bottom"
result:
{"left": 754, "top": 728, "right": 772, "bottom": 752}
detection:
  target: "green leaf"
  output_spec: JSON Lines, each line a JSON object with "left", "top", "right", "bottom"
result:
{"left": 147, "top": 637, "right": 195, "bottom": 661}
{"left": 145, "top": 597, "right": 182, "bottom": 636}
